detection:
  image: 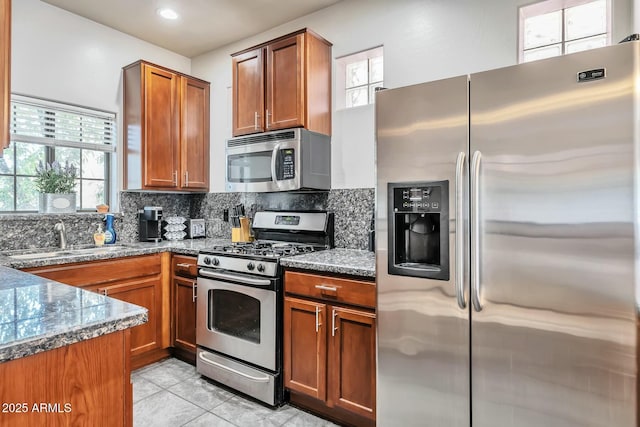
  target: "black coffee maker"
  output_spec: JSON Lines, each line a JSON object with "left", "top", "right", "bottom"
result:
{"left": 138, "top": 206, "right": 163, "bottom": 242}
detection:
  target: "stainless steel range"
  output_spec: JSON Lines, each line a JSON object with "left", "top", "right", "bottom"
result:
{"left": 196, "top": 211, "right": 334, "bottom": 406}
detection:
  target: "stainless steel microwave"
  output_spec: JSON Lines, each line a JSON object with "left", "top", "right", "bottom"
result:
{"left": 225, "top": 128, "right": 331, "bottom": 192}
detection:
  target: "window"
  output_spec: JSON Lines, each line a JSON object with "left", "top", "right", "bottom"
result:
{"left": 337, "top": 46, "right": 383, "bottom": 109}
{"left": 519, "top": 0, "right": 610, "bottom": 63}
{"left": 0, "top": 95, "right": 116, "bottom": 212}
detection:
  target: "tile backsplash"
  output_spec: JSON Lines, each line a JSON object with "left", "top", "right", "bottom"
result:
{"left": 0, "top": 189, "right": 374, "bottom": 251}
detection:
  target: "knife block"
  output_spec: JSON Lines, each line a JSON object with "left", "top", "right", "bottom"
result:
{"left": 231, "top": 217, "right": 253, "bottom": 243}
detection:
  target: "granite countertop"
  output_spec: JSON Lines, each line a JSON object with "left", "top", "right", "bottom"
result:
{"left": 280, "top": 248, "right": 376, "bottom": 278}
{"left": 0, "top": 266, "right": 147, "bottom": 363}
{"left": 0, "top": 238, "right": 230, "bottom": 269}
{"left": 0, "top": 240, "right": 379, "bottom": 279}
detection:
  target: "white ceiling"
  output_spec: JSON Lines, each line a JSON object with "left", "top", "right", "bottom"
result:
{"left": 41, "top": 0, "right": 343, "bottom": 57}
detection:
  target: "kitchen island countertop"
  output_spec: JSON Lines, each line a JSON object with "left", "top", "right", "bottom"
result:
{"left": 280, "top": 248, "right": 376, "bottom": 278}
{"left": 0, "top": 266, "right": 147, "bottom": 363}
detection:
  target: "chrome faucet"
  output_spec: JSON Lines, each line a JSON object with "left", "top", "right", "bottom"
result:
{"left": 54, "top": 221, "right": 68, "bottom": 249}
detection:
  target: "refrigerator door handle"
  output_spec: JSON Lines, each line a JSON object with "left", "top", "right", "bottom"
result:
{"left": 471, "top": 150, "right": 483, "bottom": 312}
{"left": 455, "top": 151, "right": 467, "bottom": 309}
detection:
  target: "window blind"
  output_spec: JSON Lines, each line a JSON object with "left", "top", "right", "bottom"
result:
{"left": 9, "top": 94, "right": 116, "bottom": 152}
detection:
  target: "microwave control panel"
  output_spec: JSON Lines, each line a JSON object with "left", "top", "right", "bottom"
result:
{"left": 276, "top": 149, "right": 295, "bottom": 180}
{"left": 393, "top": 185, "right": 442, "bottom": 213}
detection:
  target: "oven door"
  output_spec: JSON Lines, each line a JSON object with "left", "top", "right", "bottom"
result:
{"left": 225, "top": 139, "right": 300, "bottom": 192}
{"left": 196, "top": 273, "right": 276, "bottom": 371}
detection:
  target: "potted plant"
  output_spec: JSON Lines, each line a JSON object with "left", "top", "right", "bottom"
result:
{"left": 35, "top": 160, "right": 78, "bottom": 213}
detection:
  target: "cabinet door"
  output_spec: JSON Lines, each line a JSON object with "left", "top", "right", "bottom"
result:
{"left": 232, "top": 48, "right": 264, "bottom": 136}
{"left": 100, "top": 277, "right": 163, "bottom": 357}
{"left": 328, "top": 306, "right": 376, "bottom": 420}
{"left": 0, "top": 0, "right": 10, "bottom": 152}
{"left": 266, "top": 34, "right": 304, "bottom": 131}
{"left": 180, "top": 77, "right": 209, "bottom": 190}
{"left": 173, "top": 276, "right": 197, "bottom": 355}
{"left": 284, "top": 297, "right": 327, "bottom": 400}
{"left": 143, "top": 64, "right": 179, "bottom": 188}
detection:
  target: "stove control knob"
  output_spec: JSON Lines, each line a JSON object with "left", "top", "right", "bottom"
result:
{"left": 203, "top": 256, "right": 212, "bottom": 265}
{"left": 257, "top": 263, "right": 265, "bottom": 273}
{"left": 247, "top": 262, "right": 255, "bottom": 271}
{"left": 212, "top": 257, "right": 220, "bottom": 266}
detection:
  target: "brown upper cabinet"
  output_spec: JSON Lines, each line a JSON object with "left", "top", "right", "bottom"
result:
{"left": 0, "top": 0, "right": 11, "bottom": 153}
{"left": 123, "top": 60, "right": 210, "bottom": 191}
{"left": 232, "top": 29, "right": 332, "bottom": 137}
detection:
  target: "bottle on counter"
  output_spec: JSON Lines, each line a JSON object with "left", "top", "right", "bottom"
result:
{"left": 93, "top": 224, "right": 106, "bottom": 246}
{"left": 104, "top": 213, "right": 117, "bottom": 244}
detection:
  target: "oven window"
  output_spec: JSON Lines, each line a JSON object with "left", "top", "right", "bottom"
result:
{"left": 227, "top": 152, "right": 272, "bottom": 183}
{"left": 209, "top": 289, "right": 260, "bottom": 344}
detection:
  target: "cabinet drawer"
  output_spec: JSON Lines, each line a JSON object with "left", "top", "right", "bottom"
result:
{"left": 284, "top": 271, "right": 375, "bottom": 309}
{"left": 172, "top": 255, "right": 198, "bottom": 278}
{"left": 24, "top": 254, "right": 161, "bottom": 288}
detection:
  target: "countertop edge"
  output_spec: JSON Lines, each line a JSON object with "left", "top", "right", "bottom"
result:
{"left": 280, "top": 248, "right": 376, "bottom": 279}
{"left": 0, "top": 311, "right": 148, "bottom": 364}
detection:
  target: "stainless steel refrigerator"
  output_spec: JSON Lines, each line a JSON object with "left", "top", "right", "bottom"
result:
{"left": 375, "top": 41, "right": 638, "bottom": 426}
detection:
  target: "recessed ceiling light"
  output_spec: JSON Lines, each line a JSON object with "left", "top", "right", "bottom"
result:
{"left": 157, "top": 8, "right": 179, "bottom": 20}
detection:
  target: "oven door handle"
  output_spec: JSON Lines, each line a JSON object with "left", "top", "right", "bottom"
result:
{"left": 199, "top": 269, "right": 272, "bottom": 287}
{"left": 198, "top": 352, "right": 270, "bottom": 383}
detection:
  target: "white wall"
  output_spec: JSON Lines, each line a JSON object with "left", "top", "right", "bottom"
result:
{"left": 10, "top": 0, "right": 634, "bottom": 193}
{"left": 11, "top": 0, "right": 191, "bottom": 200}
{"left": 192, "top": 0, "right": 633, "bottom": 191}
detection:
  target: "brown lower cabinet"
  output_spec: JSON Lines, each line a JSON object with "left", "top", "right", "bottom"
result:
{"left": 23, "top": 253, "right": 171, "bottom": 370}
{"left": 284, "top": 271, "right": 376, "bottom": 427}
{"left": 172, "top": 255, "right": 198, "bottom": 363}
{"left": 0, "top": 329, "right": 132, "bottom": 427}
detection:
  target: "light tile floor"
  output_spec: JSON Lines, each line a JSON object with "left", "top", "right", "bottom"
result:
{"left": 132, "top": 357, "right": 339, "bottom": 427}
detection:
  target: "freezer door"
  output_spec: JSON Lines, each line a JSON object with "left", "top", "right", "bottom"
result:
{"left": 470, "top": 43, "right": 638, "bottom": 426}
{"left": 376, "top": 75, "right": 469, "bottom": 427}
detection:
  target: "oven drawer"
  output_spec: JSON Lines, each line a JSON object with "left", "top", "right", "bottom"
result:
{"left": 173, "top": 255, "right": 198, "bottom": 278}
{"left": 284, "top": 271, "right": 375, "bottom": 309}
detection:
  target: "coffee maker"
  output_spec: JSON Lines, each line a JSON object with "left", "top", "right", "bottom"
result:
{"left": 138, "top": 206, "right": 163, "bottom": 242}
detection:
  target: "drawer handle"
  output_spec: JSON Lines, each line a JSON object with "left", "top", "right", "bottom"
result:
{"left": 315, "top": 284, "right": 337, "bottom": 292}
{"left": 192, "top": 282, "right": 197, "bottom": 302}
{"left": 176, "top": 263, "right": 193, "bottom": 269}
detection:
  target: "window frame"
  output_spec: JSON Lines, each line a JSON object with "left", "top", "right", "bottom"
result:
{"left": 336, "top": 46, "right": 384, "bottom": 110}
{"left": 1, "top": 94, "right": 116, "bottom": 213}
{"left": 518, "top": 0, "right": 611, "bottom": 63}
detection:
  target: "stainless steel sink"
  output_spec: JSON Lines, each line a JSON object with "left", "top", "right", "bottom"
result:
{"left": 7, "top": 244, "right": 134, "bottom": 260}
{"left": 9, "top": 251, "right": 76, "bottom": 260}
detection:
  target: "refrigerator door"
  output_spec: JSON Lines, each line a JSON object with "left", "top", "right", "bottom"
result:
{"left": 470, "top": 43, "right": 638, "bottom": 426}
{"left": 376, "top": 75, "right": 469, "bottom": 426}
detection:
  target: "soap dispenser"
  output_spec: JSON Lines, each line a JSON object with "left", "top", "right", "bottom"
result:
{"left": 93, "top": 224, "right": 106, "bottom": 246}
{"left": 104, "top": 213, "right": 117, "bottom": 244}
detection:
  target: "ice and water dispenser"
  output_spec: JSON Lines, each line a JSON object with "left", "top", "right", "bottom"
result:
{"left": 388, "top": 181, "right": 449, "bottom": 280}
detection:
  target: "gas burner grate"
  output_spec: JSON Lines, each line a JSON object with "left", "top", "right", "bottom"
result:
{"left": 206, "top": 242, "right": 318, "bottom": 258}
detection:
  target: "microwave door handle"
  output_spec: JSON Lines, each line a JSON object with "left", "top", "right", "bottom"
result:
{"left": 270, "top": 143, "right": 281, "bottom": 186}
